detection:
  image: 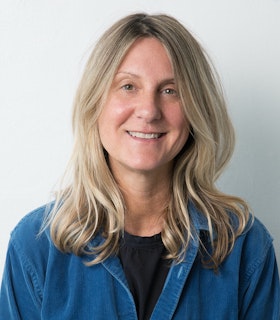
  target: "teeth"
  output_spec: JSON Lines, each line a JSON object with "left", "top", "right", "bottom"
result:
{"left": 128, "top": 131, "right": 162, "bottom": 139}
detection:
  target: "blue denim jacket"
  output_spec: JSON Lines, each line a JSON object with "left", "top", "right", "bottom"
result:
{"left": 0, "top": 203, "right": 279, "bottom": 319}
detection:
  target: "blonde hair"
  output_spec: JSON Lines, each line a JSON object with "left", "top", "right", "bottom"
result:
{"left": 46, "top": 13, "right": 250, "bottom": 269}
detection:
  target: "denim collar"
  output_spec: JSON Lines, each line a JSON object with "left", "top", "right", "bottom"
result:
{"left": 188, "top": 200, "right": 210, "bottom": 232}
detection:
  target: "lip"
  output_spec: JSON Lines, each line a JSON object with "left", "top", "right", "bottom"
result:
{"left": 127, "top": 131, "right": 165, "bottom": 139}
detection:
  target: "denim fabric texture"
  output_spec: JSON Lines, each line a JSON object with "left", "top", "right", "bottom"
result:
{"left": 0, "top": 202, "right": 279, "bottom": 319}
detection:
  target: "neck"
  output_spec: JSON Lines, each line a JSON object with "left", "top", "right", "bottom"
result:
{"left": 124, "top": 189, "right": 169, "bottom": 236}
{"left": 113, "top": 168, "right": 171, "bottom": 236}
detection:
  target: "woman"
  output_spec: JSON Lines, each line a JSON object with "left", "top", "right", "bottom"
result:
{"left": 0, "top": 13, "right": 279, "bottom": 319}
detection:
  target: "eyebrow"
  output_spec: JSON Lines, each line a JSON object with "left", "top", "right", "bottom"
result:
{"left": 115, "top": 71, "right": 176, "bottom": 85}
{"left": 115, "top": 71, "right": 141, "bottom": 78}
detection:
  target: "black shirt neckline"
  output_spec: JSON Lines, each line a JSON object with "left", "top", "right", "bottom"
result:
{"left": 120, "top": 231, "right": 163, "bottom": 249}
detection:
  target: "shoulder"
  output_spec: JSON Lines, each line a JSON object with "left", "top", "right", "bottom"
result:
{"left": 11, "top": 203, "right": 52, "bottom": 239}
{"left": 9, "top": 203, "right": 54, "bottom": 260}
{"left": 240, "top": 215, "right": 273, "bottom": 255}
{"left": 233, "top": 215, "right": 275, "bottom": 280}
{"left": 189, "top": 201, "right": 274, "bottom": 253}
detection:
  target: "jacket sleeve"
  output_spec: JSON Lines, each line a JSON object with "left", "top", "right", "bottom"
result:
{"left": 239, "top": 243, "right": 280, "bottom": 319}
{"left": 0, "top": 239, "right": 42, "bottom": 320}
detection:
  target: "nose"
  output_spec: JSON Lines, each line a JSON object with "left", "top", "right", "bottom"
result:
{"left": 134, "top": 92, "right": 162, "bottom": 122}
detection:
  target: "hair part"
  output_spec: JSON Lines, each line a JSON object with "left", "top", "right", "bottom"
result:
{"left": 44, "top": 13, "right": 250, "bottom": 269}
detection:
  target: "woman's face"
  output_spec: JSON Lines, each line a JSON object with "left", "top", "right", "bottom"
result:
{"left": 98, "top": 37, "right": 190, "bottom": 177}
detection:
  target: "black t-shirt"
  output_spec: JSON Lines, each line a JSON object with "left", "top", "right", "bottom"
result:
{"left": 119, "top": 232, "right": 171, "bottom": 320}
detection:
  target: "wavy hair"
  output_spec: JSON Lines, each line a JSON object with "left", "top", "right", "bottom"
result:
{"left": 45, "top": 13, "right": 250, "bottom": 269}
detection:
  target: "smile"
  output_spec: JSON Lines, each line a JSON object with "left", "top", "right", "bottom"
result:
{"left": 127, "top": 131, "right": 164, "bottom": 139}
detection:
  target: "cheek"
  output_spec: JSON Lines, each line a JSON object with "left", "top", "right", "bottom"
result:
{"left": 167, "top": 108, "right": 189, "bottom": 133}
{"left": 100, "top": 97, "right": 131, "bottom": 126}
{"left": 98, "top": 101, "right": 130, "bottom": 146}
{"left": 171, "top": 112, "right": 190, "bottom": 147}
{"left": 98, "top": 106, "right": 117, "bottom": 135}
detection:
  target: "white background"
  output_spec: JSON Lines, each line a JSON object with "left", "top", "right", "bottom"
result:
{"left": 0, "top": 0, "right": 279, "bottom": 279}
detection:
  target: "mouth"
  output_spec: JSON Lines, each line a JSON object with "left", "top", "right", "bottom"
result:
{"left": 127, "top": 131, "right": 164, "bottom": 139}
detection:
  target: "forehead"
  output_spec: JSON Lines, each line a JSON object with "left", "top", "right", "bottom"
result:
{"left": 116, "top": 37, "right": 174, "bottom": 78}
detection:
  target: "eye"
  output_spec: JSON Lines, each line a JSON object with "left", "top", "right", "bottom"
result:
{"left": 121, "top": 84, "right": 134, "bottom": 91}
{"left": 163, "top": 88, "right": 177, "bottom": 95}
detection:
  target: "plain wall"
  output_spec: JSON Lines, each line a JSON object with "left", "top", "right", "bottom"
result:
{"left": 1, "top": 0, "right": 279, "bottom": 279}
